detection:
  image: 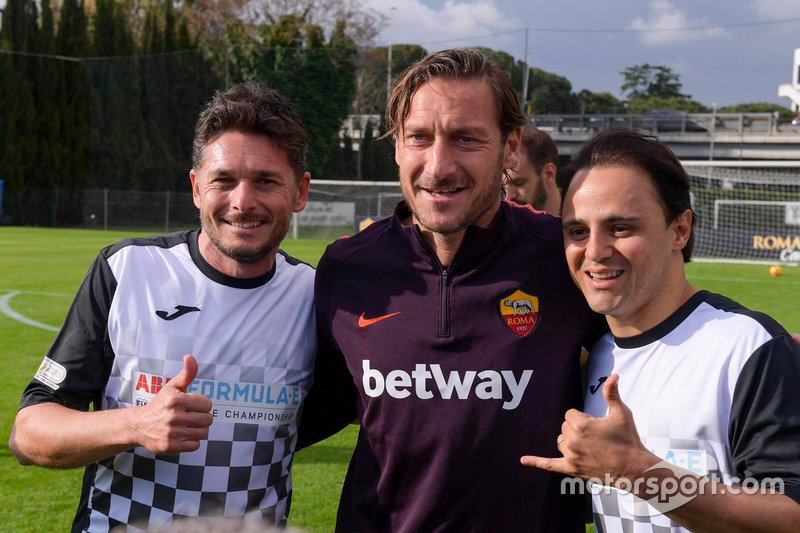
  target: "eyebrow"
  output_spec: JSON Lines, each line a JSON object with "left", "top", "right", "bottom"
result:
{"left": 401, "top": 122, "right": 491, "bottom": 138}
{"left": 207, "top": 169, "right": 281, "bottom": 179}
{"left": 562, "top": 215, "right": 641, "bottom": 227}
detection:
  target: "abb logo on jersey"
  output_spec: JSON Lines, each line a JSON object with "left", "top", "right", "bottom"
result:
{"left": 362, "top": 360, "right": 533, "bottom": 410}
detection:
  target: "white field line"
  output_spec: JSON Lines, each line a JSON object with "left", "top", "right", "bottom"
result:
{"left": 0, "top": 288, "right": 72, "bottom": 297}
{"left": 0, "top": 290, "right": 66, "bottom": 332}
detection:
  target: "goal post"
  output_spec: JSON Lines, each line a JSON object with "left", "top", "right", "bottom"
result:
{"left": 291, "top": 179, "right": 402, "bottom": 240}
{"left": 685, "top": 160, "right": 800, "bottom": 264}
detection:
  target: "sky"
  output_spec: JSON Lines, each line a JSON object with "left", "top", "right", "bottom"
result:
{"left": 363, "top": 0, "right": 800, "bottom": 108}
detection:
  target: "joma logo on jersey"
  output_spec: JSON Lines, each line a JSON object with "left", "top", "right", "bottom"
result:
{"left": 362, "top": 360, "right": 533, "bottom": 410}
{"left": 499, "top": 289, "right": 539, "bottom": 336}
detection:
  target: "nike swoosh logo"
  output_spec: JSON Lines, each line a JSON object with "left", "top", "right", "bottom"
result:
{"left": 589, "top": 376, "right": 608, "bottom": 395}
{"left": 358, "top": 311, "right": 401, "bottom": 328}
{"left": 156, "top": 305, "right": 201, "bottom": 321}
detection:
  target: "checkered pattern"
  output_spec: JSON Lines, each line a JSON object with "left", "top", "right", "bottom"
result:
{"left": 19, "top": 233, "right": 316, "bottom": 532}
{"left": 85, "top": 426, "right": 293, "bottom": 530}
{"left": 584, "top": 294, "right": 780, "bottom": 533}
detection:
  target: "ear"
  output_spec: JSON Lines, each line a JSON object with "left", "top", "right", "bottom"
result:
{"left": 502, "top": 127, "right": 522, "bottom": 171}
{"left": 190, "top": 169, "right": 201, "bottom": 209}
{"left": 293, "top": 172, "right": 311, "bottom": 213}
{"left": 542, "top": 162, "right": 558, "bottom": 184}
{"left": 671, "top": 209, "right": 693, "bottom": 251}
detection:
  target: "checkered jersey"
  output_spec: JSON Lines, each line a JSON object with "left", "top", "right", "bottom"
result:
{"left": 584, "top": 290, "right": 800, "bottom": 533}
{"left": 19, "top": 231, "right": 316, "bottom": 532}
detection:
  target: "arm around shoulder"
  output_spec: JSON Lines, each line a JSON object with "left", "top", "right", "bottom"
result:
{"left": 296, "top": 250, "right": 359, "bottom": 450}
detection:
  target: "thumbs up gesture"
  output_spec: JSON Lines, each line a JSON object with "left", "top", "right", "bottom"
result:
{"left": 133, "top": 354, "right": 214, "bottom": 454}
{"left": 521, "top": 374, "right": 653, "bottom": 483}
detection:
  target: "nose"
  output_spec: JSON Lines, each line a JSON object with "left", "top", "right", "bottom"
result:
{"left": 229, "top": 180, "right": 257, "bottom": 212}
{"left": 425, "top": 138, "right": 457, "bottom": 179}
{"left": 584, "top": 230, "right": 613, "bottom": 262}
{"left": 506, "top": 185, "right": 522, "bottom": 203}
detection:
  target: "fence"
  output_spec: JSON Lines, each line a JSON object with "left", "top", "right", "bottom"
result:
{"left": 8, "top": 164, "right": 800, "bottom": 264}
{"left": 2, "top": 180, "right": 403, "bottom": 238}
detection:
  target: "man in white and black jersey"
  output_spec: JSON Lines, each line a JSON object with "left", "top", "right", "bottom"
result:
{"left": 522, "top": 129, "right": 800, "bottom": 532}
{"left": 9, "top": 83, "right": 314, "bottom": 531}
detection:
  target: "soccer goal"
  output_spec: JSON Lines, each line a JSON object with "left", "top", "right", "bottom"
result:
{"left": 685, "top": 160, "right": 800, "bottom": 264}
{"left": 291, "top": 179, "right": 402, "bottom": 239}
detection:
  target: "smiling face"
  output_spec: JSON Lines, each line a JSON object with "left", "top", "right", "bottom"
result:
{"left": 561, "top": 164, "right": 692, "bottom": 335}
{"left": 395, "top": 77, "right": 520, "bottom": 237}
{"left": 190, "top": 130, "right": 310, "bottom": 278}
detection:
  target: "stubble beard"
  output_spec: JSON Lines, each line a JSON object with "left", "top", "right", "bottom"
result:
{"left": 530, "top": 178, "right": 549, "bottom": 212}
{"left": 200, "top": 210, "right": 291, "bottom": 264}
{"left": 402, "top": 155, "right": 504, "bottom": 235}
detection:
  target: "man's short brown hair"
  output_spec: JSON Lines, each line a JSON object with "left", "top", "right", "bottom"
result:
{"left": 562, "top": 129, "right": 696, "bottom": 262}
{"left": 520, "top": 127, "right": 558, "bottom": 173}
{"left": 192, "top": 83, "right": 308, "bottom": 178}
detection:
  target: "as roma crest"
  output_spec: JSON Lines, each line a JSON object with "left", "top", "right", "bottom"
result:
{"left": 499, "top": 290, "right": 539, "bottom": 337}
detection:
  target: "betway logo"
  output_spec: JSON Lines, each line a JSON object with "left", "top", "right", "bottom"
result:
{"left": 362, "top": 360, "right": 532, "bottom": 410}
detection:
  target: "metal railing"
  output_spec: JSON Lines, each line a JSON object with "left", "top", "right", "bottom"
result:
{"left": 528, "top": 112, "right": 791, "bottom": 135}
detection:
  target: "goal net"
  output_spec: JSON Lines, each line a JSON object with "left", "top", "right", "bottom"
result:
{"left": 291, "top": 179, "right": 402, "bottom": 240}
{"left": 686, "top": 161, "right": 800, "bottom": 264}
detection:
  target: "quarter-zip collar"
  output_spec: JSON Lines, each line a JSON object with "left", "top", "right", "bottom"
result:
{"left": 392, "top": 200, "right": 508, "bottom": 275}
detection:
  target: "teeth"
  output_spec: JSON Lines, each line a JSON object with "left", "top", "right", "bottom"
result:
{"left": 589, "top": 270, "right": 622, "bottom": 280}
{"left": 229, "top": 221, "right": 262, "bottom": 228}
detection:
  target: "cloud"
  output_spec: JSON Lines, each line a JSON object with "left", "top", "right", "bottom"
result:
{"left": 750, "top": 0, "right": 800, "bottom": 19}
{"left": 628, "top": 1, "right": 728, "bottom": 47}
{"left": 367, "top": 0, "right": 525, "bottom": 54}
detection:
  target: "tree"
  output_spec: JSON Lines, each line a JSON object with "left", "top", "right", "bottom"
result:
{"left": 620, "top": 64, "right": 687, "bottom": 100}
{"left": 625, "top": 95, "right": 708, "bottom": 114}
{"left": 355, "top": 44, "right": 427, "bottom": 116}
{"left": 719, "top": 102, "right": 794, "bottom": 119}
{"left": 528, "top": 67, "right": 579, "bottom": 114}
{"left": 254, "top": 0, "right": 385, "bottom": 46}
{"left": 478, "top": 47, "right": 525, "bottom": 101}
{"left": 576, "top": 90, "right": 626, "bottom": 114}
{"left": 52, "top": 0, "right": 91, "bottom": 223}
{"left": 0, "top": 0, "right": 40, "bottom": 210}
{"left": 619, "top": 64, "right": 710, "bottom": 113}
{"left": 232, "top": 12, "right": 356, "bottom": 178}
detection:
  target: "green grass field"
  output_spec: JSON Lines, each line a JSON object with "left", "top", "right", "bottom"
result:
{"left": 1, "top": 226, "right": 798, "bottom": 531}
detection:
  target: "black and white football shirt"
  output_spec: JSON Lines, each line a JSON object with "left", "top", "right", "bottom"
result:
{"left": 585, "top": 290, "right": 800, "bottom": 533}
{"left": 20, "top": 230, "right": 316, "bottom": 532}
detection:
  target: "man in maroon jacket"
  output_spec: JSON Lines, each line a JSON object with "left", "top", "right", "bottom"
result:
{"left": 299, "top": 48, "right": 602, "bottom": 532}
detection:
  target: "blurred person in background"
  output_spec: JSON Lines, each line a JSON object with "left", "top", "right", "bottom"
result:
{"left": 506, "top": 126, "right": 561, "bottom": 214}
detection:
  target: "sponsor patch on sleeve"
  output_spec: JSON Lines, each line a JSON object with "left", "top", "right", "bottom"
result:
{"left": 34, "top": 357, "right": 67, "bottom": 390}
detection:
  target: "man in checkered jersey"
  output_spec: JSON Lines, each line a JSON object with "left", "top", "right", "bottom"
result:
{"left": 522, "top": 129, "right": 800, "bottom": 531}
{"left": 9, "top": 83, "right": 314, "bottom": 531}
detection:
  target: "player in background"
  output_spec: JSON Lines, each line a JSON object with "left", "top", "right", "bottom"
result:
{"left": 522, "top": 129, "right": 800, "bottom": 532}
{"left": 506, "top": 126, "right": 561, "bottom": 214}
{"left": 9, "top": 83, "right": 315, "bottom": 531}
{"left": 298, "top": 48, "right": 602, "bottom": 532}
